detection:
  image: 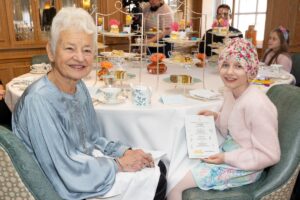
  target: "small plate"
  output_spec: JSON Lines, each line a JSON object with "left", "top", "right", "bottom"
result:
{"left": 163, "top": 76, "right": 201, "bottom": 85}
{"left": 101, "top": 51, "right": 137, "bottom": 58}
{"left": 163, "top": 58, "right": 198, "bottom": 65}
{"left": 97, "top": 95, "right": 127, "bottom": 105}
{"left": 99, "top": 31, "right": 137, "bottom": 37}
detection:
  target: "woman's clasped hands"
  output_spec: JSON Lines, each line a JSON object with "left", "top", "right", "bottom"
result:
{"left": 117, "top": 149, "right": 155, "bottom": 172}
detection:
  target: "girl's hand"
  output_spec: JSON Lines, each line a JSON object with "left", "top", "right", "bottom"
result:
{"left": 202, "top": 153, "right": 225, "bottom": 164}
{"left": 198, "top": 110, "right": 218, "bottom": 120}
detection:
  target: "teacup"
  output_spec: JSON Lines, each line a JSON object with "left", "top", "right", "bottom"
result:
{"left": 131, "top": 85, "right": 152, "bottom": 106}
{"left": 100, "top": 87, "right": 122, "bottom": 103}
{"left": 30, "top": 63, "right": 51, "bottom": 73}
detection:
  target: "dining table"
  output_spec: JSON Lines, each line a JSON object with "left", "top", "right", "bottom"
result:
{"left": 4, "top": 59, "right": 295, "bottom": 193}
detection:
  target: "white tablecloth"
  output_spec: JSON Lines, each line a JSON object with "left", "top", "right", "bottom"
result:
{"left": 5, "top": 61, "right": 294, "bottom": 193}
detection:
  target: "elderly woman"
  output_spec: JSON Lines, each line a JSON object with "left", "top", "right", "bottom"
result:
{"left": 13, "top": 7, "right": 166, "bottom": 200}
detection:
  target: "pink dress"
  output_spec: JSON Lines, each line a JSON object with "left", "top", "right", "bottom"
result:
{"left": 263, "top": 50, "right": 292, "bottom": 72}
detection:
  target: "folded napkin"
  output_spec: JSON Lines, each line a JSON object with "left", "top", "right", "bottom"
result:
{"left": 161, "top": 95, "right": 185, "bottom": 105}
{"left": 189, "top": 89, "right": 221, "bottom": 100}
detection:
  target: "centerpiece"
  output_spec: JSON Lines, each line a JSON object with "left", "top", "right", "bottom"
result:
{"left": 147, "top": 53, "right": 167, "bottom": 74}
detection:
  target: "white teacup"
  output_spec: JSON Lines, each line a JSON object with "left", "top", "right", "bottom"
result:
{"left": 100, "top": 87, "right": 122, "bottom": 103}
{"left": 30, "top": 63, "right": 51, "bottom": 73}
{"left": 131, "top": 85, "right": 152, "bottom": 106}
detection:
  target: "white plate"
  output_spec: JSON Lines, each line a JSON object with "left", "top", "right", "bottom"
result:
{"left": 163, "top": 58, "right": 198, "bottom": 65}
{"left": 97, "top": 95, "right": 127, "bottom": 105}
{"left": 162, "top": 38, "right": 201, "bottom": 44}
{"left": 99, "top": 31, "right": 137, "bottom": 37}
{"left": 100, "top": 52, "right": 137, "bottom": 58}
{"left": 189, "top": 89, "right": 221, "bottom": 100}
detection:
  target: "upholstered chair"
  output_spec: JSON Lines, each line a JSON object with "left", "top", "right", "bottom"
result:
{"left": 182, "top": 84, "right": 300, "bottom": 200}
{"left": 0, "top": 126, "right": 62, "bottom": 200}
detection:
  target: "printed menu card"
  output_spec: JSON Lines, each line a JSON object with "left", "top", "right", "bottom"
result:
{"left": 185, "top": 115, "right": 219, "bottom": 158}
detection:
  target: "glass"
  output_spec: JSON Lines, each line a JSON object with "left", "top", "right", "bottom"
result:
{"left": 13, "top": 0, "right": 34, "bottom": 41}
{"left": 39, "top": 0, "right": 56, "bottom": 40}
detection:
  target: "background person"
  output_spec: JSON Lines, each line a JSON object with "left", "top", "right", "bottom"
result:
{"left": 199, "top": 4, "right": 242, "bottom": 56}
{"left": 261, "top": 26, "right": 292, "bottom": 72}
{"left": 143, "top": 0, "right": 174, "bottom": 57}
{"left": 12, "top": 7, "right": 166, "bottom": 200}
{"left": 168, "top": 38, "right": 280, "bottom": 200}
{"left": 0, "top": 80, "right": 12, "bottom": 129}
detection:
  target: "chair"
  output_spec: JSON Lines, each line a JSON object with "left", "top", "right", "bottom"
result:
{"left": 0, "top": 126, "right": 62, "bottom": 200}
{"left": 182, "top": 84, "right": 300, "bottom": 200}
{"left": 291, "top": 53, "right": 300, "bottom": 87}
{"left": 31, "top": 54, "right": 50, "bottom": 65}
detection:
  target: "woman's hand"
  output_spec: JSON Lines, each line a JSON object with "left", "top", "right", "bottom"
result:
{"left": 201, "top": 153, "right": 225, "bottom": 164}
{"left": 118, "top": 149, "right": 155, "bottom": 172}
{"left": 198, "top": 110, "right": 218, "bottom": 120}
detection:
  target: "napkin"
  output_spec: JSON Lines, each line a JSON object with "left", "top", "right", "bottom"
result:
{"left": 160, "top": 95, "right": 185, "bottom": 105}
{"left": 189, "top": 89, "right": 221, "bottom": 100}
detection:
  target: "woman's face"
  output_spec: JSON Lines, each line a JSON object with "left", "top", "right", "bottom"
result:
{"left": 219, "top": 58, "right": 249, "bottom": 98}
{"left": 268, "top": 31, "right": 281, "bottom": 50}
{"left": 48, "top": 29, "right": 94, "bottom": 84}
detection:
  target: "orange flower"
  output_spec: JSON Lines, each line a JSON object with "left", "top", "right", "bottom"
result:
{"left": 196, "top": 53, "right": 206, "bottom": 61}
{"left": 100, "top": 61, "right": 113, "bottom": 69}
{"left": 150, "top": 53, "right": 165, "bottom": 63}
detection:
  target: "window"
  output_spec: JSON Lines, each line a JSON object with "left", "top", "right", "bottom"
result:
{"left": 222, "top": 0, "right": 268, "bottom": 43}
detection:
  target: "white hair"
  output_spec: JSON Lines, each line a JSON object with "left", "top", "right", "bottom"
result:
{"left": 49, "top": 7, "right": 97, "bottom": 54}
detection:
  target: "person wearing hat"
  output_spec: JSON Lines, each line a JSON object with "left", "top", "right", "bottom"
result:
{"left": 167, "top": 38, "right": 280, "bottom": 200}
{"left": 262, "top": 26, "right": 292, "bottom": 72}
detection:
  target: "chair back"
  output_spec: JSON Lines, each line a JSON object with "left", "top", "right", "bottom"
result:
{"left": 252, "top": 84, "right": 300, "bottom": 199}
{"left": 0, "top": 126, "right": 62, "bottom": 200}
{"left": 31, "top": 54, "right": 50, "bottom": 65}
{"left": 291, "top": 53, "right": 300, "bottom": 86}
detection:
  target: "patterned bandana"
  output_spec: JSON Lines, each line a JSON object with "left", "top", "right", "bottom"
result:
{"left": 218, "top": 38, "right": 259, "bottom": 79}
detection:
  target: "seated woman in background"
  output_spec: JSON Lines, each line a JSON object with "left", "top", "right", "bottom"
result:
{"left": 262, "top": 26, "right": 292, "bottom": 72}
{"left": 167, "top": 38, "right": 280, "bottom": 200}
{"left": 0, "top": 80, "right": 12, "bottom": 129}
{"left": 12, "top": 7, "right": 166, "bottom": 200}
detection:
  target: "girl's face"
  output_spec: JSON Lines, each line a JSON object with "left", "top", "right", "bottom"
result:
{"left": 268, "top": 31, "right": 281, "bottom": 51}
{"left": 219, "top": 58, "right": 249, "bottom": 98}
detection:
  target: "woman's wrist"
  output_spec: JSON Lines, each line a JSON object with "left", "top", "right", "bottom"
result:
{"left": 114, "top": 158, "right": 123, "bottom": 172}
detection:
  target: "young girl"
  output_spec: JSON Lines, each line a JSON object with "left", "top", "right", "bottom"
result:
{"left": 167, "top": 38, "right": 281, "bottom": 200}
{"left": 262, "top": 26, "right": 292, "bottom": 72}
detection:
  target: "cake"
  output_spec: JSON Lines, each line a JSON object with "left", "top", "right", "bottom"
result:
{"left": 111, "top": 50, "right": 124, "bottom": 56}
{"left": 170, "top": 75, "right": 192, "bottom": 84}
{"left": 170, "top": 31, "right": 179, "bottom": 40}
{"left": 110, "top": 25, "right": 119, "bottom": 34}
{"left": 113, "top": 70, "right": 127, "bottom": 80}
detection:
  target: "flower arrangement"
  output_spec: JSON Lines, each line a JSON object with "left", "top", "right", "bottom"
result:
{"left": 109, "top": 19, "right": 120, "bottom": 26}
{"left": 150, "top": 53, "right": 165, "bottom": 63}
{"left": 97, "top": 17, "right": 103, "bottom": 25}
{"left": 125, "top": 15, "right": 133, "bottom": 26}
{"left": 97, "top": 61, "right": 113, "bottom": 78}
{"left": 171, "top": 22, "right": 179, "bottom": 32}
{"left": 212, "top": 18, "right": 229, "bottom": 28}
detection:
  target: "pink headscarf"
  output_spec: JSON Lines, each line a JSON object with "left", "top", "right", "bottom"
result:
{"left": 218, "top": 38, "right": 259, "bottom": 79}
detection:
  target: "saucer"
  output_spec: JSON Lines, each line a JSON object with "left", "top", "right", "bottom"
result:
{"left": 97, "top": 95, "right": 126, "bottom": 105}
